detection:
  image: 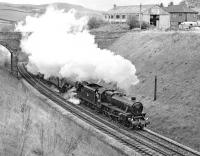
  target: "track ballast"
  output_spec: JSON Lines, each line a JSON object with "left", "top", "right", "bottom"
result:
{"left": 18, "top": 63, "right": 200, "bottom": 156}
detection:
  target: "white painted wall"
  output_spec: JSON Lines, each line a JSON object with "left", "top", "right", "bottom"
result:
{"left": 159, "top": 15, "right": 170, "bottom": 29}
{"left": 142, "top": 14, "right": 150, "bottom": 24}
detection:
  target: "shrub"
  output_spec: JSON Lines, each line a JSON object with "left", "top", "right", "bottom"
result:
{"left": 127, "top": 15, "right": 139, "bottom": 29}
{"left": 127, "top": 16, "right": 150, "bottom": 30}
{"left": 141, "top": 21, "right": 150, "bottom": 29}
{"left": 87, "top": 17, "right": 105, "bottom": 30}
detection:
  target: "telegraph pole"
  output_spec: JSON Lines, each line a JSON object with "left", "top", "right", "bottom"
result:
{"left": 139, "top": 3, "right": 142, "bottom": 29}
{"left": 154, "top": 75, "right": 157, "bottom": 101}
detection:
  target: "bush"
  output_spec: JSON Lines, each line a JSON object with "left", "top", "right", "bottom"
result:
{"left": 141, "top": 21, "right": 150, "bottom": 29}
{"left": 127, "top": 16, "right": 150, "bottom": 30}
{"left": 87, "top": 17, "right": 105, "bottom": 30}
{"left": 127, "top": 16, "right": 139, "bottom": 29}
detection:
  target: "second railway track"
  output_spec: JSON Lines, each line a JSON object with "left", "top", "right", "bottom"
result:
{"left": 18, "top": 63, "right": 200, "bottom": 156}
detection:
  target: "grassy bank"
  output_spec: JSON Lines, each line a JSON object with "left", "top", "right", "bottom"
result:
{"left": 0, "top": 68, "right": 131, "bottom": 156}
{"left": 108, "top": 31, "right": 200, "bottom": 151}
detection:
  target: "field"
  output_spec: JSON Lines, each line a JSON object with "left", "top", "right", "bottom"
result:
{"left": 0, "top": 2, "right": 103, "bottom": 31}
{"left": 107, "top": 30, "right": 200, "bottom": 151}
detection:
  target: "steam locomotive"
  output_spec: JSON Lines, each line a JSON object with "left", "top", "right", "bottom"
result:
{"left": 36, "top": 74, "right": 150, "bottom": 129}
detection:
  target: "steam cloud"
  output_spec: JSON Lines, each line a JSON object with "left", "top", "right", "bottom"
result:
{"left": 15, "top": 7, "right": 139, "bottom": 90}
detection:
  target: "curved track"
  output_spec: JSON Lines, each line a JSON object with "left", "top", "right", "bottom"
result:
{"left": 18, "top": 63, "right": 200, "bottom": 156}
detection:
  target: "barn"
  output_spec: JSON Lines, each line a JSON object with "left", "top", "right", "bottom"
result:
{"left": 164, "top": 4, "right": 198, "bottom": 29}
{"left": 104, "top": 4, "right": 170, "bottom": 29}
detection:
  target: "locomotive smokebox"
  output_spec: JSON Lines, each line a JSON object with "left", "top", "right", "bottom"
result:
{"left": 131, "top": 97, "right": 136, "bottom": 101}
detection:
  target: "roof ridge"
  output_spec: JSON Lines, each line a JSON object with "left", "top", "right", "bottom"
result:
{"left": 164, "top": 4, "right": 198, "bottom": 13}
{"left": 115, "top": 4, "right": 156, "bottom": 7}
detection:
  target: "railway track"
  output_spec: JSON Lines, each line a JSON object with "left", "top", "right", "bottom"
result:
{"left": 136, "top": 128, "right": 200, "bottom": 156}
{"left": 18, "top": 63, "right": 200, "bottom": 156}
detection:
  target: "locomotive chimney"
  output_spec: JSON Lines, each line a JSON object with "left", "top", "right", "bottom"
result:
{"left": 131, "top": 97, "right": 136, "bottom": 102}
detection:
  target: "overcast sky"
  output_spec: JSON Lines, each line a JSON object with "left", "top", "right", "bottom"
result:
{"left": 0, "top": 0, "right": 183, "bottom": 11}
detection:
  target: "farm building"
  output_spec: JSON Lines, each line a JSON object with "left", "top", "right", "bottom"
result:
{"left": 104, "top": 4, "right": 170, "bottom": 29}
{"left": 105, "top": 4, "right": 198, "bottom": 29}
{"left": 164, "top": 4, "right": 198, "bottom": 29}
{"left": 192, "top": 7, "right": 200, "bottom": 20}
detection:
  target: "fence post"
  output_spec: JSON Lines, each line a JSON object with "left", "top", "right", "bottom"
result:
{"left": 11, "top": 52, "right": 13, "bottom": 73}
{"left": 154, "top": 76, "right": 157, "bottom": 101}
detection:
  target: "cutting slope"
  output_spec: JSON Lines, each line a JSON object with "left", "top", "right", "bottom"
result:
{"left": 109, "top": 31, "right": 200, "bottom": 151}
{"left": 0, "top": 67, "right": 129, "bottom": 156}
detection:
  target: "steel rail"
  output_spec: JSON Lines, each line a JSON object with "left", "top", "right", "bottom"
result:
{"left": 18, "top": 63, "right": 200, "bottom": 156}
{"left": 140, "top": 128, "right": 200, "bottom": 156}
{"left": 18, "top": 63, "right": 163, "bottom": 156}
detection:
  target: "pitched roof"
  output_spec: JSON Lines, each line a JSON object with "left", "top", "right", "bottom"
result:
{"left": 192, "top": 7, "right": 200, "bottom": 14}
{"left": 164, "top": 5, "right": 198, "bottom": 13}
{"left": 107, "top": 4, "right": 155, "bottom": 14}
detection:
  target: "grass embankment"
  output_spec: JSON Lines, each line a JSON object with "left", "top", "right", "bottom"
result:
{"left": 109, "top": 31, "right": 200, "bottom": 151}
{"left": 0, "top": 67, "right": 128, "bottom": 156}
{"left": 90, "top": 24, "right": 129, "bottom": 49}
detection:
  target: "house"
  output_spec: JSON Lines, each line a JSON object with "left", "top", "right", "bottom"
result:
{"left": 104, "top": 4, "right": 171, "bottom": 29}
{"left": 105, "top": 4, "right": 198, "bottom": 29}
{"left": 190, "top": 7, "right": 200, "bottom": 20}
{"left": 164, "top": 4, "right": 198, "bottom": 29}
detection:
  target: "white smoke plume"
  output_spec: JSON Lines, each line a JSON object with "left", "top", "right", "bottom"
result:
{"left": 15, "top": 7, "right": 139, "bottom": 90}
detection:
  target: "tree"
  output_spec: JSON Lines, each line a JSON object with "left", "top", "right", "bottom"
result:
{"left": 179, "top": 0, "right": 200, "bottom": 7}
{"left": 179, "top": 0, "right": 187, "bottom": 6}
{"left": 160, "top": 3, "right": 164, "bottom": 7}
{"left": 87, "top": 17, "right": 105, "bottom": 30}
{"left": 141, "top": 21, "right": 150, "bottom": 29}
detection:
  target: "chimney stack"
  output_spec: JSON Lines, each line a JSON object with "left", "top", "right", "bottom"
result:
{"left": 168, "top": 1, "right": 174, "bottom": 6}
{"left": 113, "top": 4, "right": 117, "bottom": 9}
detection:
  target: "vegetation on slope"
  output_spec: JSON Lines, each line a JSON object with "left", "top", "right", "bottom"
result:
{"left": 0, "top": 66, "right": 126, "bottom": 156}
{"left": 109, "top": 31, "right": 200, "bottom": 151}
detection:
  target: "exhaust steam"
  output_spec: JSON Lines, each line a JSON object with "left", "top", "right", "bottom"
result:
{"left": 15, "top": 6, "right": 139, "bottom": 91}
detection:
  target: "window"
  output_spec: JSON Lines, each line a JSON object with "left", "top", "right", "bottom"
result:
{"left": 172, "top": 13, "right": 177, "bottom": 18}
{"left": 116, "top": 15, "right": 120, "bottom": 19}
{"left": 122, "top": 15, "right": 126, "bottom": 19}
{"left": 179, "top": 13, "right": 182, "bottom": 16}
{"left": 111, "top": 15, "right": 113, "bottom": 19}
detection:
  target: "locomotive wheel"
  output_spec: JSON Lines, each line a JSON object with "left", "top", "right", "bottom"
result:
{"left": 95, "top": 107, "right": 102, "bottom": 114}
{"left": 138, "top": 125, "right": 144, "bottom": 130}
{"left": 124, "top": 122, "right": 131, "bottom": 128}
